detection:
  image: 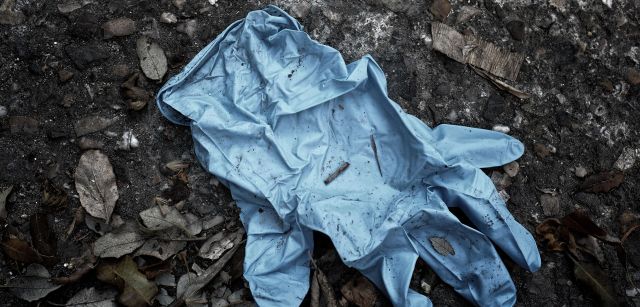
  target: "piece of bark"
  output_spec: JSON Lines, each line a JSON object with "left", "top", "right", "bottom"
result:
{"left": 432, "top": 22, "right": 524, "bottom": 81}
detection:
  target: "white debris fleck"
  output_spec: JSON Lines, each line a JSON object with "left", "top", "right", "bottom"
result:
{"left": 613, "top": 147, "right": 638, "bottom": 171}
{"left": 492, "top": 124, "right": 510, "bottom": 134}
{"left": 160, "top": 12, "right": 178, "bottom": 24}
{"left": 601, "top": 0, "right": 613, "bottom": 8}
{"left": 575, "top": 166, "right": 588, "bottom": 178}
{"left": 117, "top": 130, "right": 139, "bottom": 151}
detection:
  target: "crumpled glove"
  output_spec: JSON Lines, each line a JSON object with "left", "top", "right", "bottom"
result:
{"left": 157, "top": 5, "right": 541, "bottom": 307}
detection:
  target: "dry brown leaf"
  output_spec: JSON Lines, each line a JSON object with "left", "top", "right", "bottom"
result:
{"left": 1, "top": 237, "right": 43, "bottom": 264}
{"left": 340, "top": 275, "right": 378, "bottom": 307}
{"left": 65, "top": 287, "right": 118, "bottom": 307}
{"left": 139, "top": 204, "right": 195, "bottom": 236}
{"left": 310, "top": 270, "right": 320, "bottom": 307}
{"left": 0, "top": 186, "right": 12, "bottom": 221}
{"left": 42, "top": 180, "right": 68, "bottom": 210}
{"left": 75, "top": 150, "right": 119, "bottom": 222}
{"left": 570, "top": 256, "right": 618, "bottom": 307}
{"left": 175, "top": 242, "right": 243, "bottom": 306}
{"left": 137, "top": 36, "right": 167, "bottom": 80}
{"left": 310, "top": 259, "right": 338, "bottom": 307}
{"left": 52, "top": 252, "right": 97, "bottom": 285}
{"left": 97, "top": 256, "right": 158, "bottom": 307}
{"left": 135, "top": 239, "right": 186, "bottom": 261}
{"left": 198, "top": 229, "right": 243, "bottom": 260}
{"left": 93, "top": 224, "right": 145, "bottom": 258}
{"left": 1, "top": 264, "right": 61, "bottom": 301}
{"left": 429, "top": 237, "right": 455, "bottom": 256}
{"left": 578, "top": 170, "right": 624, "bottom": 193}
{"left": 30, "top": 213, "right": 57, "bottom": 266}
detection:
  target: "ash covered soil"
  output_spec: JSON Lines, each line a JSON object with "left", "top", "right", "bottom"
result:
{"left": 1, "top": 0, "right": 640, "bottom": 306}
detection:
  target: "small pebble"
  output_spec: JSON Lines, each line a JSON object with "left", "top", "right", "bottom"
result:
{"left": 430, "top": 0, "right": 451, "bottom": 21}
{"left": 627, "top": 68, "right": 640, "bottom": 85}
{"left": 613, "top": 147, "right": 638, "bottom": 171}
{"left": 503, "top": 161, "right": 519, "bottom": 177}
{"left": 102, "top": 18, "right": 136, "bottom": 39}
{"left": 160, "top": 12, "right": 178, "bottom": 24}
{"left": 177, "top": 20, "right": 198, "bottom": 39}
{"left": 506, "top": 19, "right": 525, "bottom": 41}
{"left": 492, "top": 124, "right": 510, "bottom": 133}
{"left": 173, "top": 0, "right": 186, "bottom": 10}
{"left": 111, "top": 64, "right": 130, "bottom": 79}
{"left": 58, "top": 69, "right": 74, "bottom": 82}
{"left": 117, "top": 130, "right": 139, "bottom": 150}
{"left": 540, "top": 194, "right": 560, "bottom": 216}
{"left": 575, "top": 166, "right": 588, "bottom": 178}
{"left": 534, "top": 143, "right": 555, "bottom": 159}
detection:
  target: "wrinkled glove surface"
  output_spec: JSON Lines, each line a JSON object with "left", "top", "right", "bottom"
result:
{"left": 157, "top": 6, "right": 541, "bottom": 307}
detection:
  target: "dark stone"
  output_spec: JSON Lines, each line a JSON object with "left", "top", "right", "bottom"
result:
{"left": 47, "top": 127, "right": 67, "bottom": 139}
{"left": 9, "top": 116, "right": 39, "bottom": 134}
{"left": 484, "top": 0, "right": 506, "bottom": 19}
{"left": 482, "top": 94, "right": 505, "bottom": 121}
{"left": 443, "top": 57, "right": 464, "bottom": 74}
{"left": 14, "top": 40, "right": 34, "bottom": 59}
{"left": 555, "top": 111, "right": 572, "bottom": 128}
{"left": 434, "top": 84, "right": 451, "bottom": 97}
{"left": 68, "top": 14, "right": 100, "bottom": 40}
{"left": 65, "top": 45, "right": 109, "bottom": 70}
{"left": 28, "top": 62, "right": 43, "bottom": 75}
{"left": 506, "top": 19, "right": 525, "bottom": 41}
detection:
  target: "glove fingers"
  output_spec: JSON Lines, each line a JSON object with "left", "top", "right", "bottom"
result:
{"left": 350, "top": 228, "right": 433, "bottom": 307}
{"left": 430, "top": 168, "right": 541, "bottom": 272}
{"left": 236, "top": 197, "right": 314, "bottom": 306}
{"left": 403, "top": 203, "right": 517, "bottom": 307}
{"left": 430, "top": 124, "right": 524, "bottom": 168}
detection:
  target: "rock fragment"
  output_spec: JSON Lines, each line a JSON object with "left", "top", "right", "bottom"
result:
{"left": 9, "top": 116, "right": 39, "bottom": 134}
{"left": 102, "top": 18, "right": 136, "bottom": 39}
{"left": 74, "top": 116, "right": 118, "bottom": 137}
{"left": 117, "top": 130, "right": 139, "bottom": 151}
{"left": 173, "top": 0, "right": 186, "bottom": 10}
{"left": 57, "top": 0, "right": 92, "bottom": 14}
{"left": 506, "top": 19, "right": 525, "bottom": 41}
{"left": 540, "top": 194, "right": 560, "bottom": 216}
{"left": 65, "top": 45, "right": 109, "bottom": 70}
{"left": 58, "top": 69, "right": 74, "bottom": 83}
{"left": 503, "top": 161, "right": 519, "bottom": 177}
{"left": 0, "top": 0, "right": 25, "bottom": 25}
{"left": 0, "top": 105, "right": 7, "bottom": 118}
{"left": 534, "top": 143, "right": 555, "bottom": 159}
{"left": 78, "top": 137, "right": 104, "bottom": 150}
{"left": 430, "top": 0, "right": 451, "bottom": 22}
{"left": 613, "top": 147, "right": 638, "bottom": 171}
{"left": 575, "top": 166, "right": 588, "bottom": 178}
{"left": 160, "top": 12, "right": 177, "bottom": 24}
{"left": 111, "top": 64, "right": 130, "bottom": 79}
{"left": 483, "top": 94, "right": 505, "bottom": 121}
{"left": 627, "top": 68, "right": 640, "bottom": 85}
{"left": 176, "top": 19, "right": 198, "bottom": 39}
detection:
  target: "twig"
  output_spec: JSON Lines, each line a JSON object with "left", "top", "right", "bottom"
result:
{"left": 324, "top": 162, "right": 350, "bottom": 185}
{"left": 370, "top": 135, "right": 382, "bottom": 177}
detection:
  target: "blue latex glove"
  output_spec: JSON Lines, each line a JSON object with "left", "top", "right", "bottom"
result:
{"left": 157, "top": 6, "right": 541, "bottom": 306}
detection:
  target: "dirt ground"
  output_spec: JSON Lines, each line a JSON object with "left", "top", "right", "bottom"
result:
{"left": 1, "top": 0, "right": 639, "bottom": 306}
